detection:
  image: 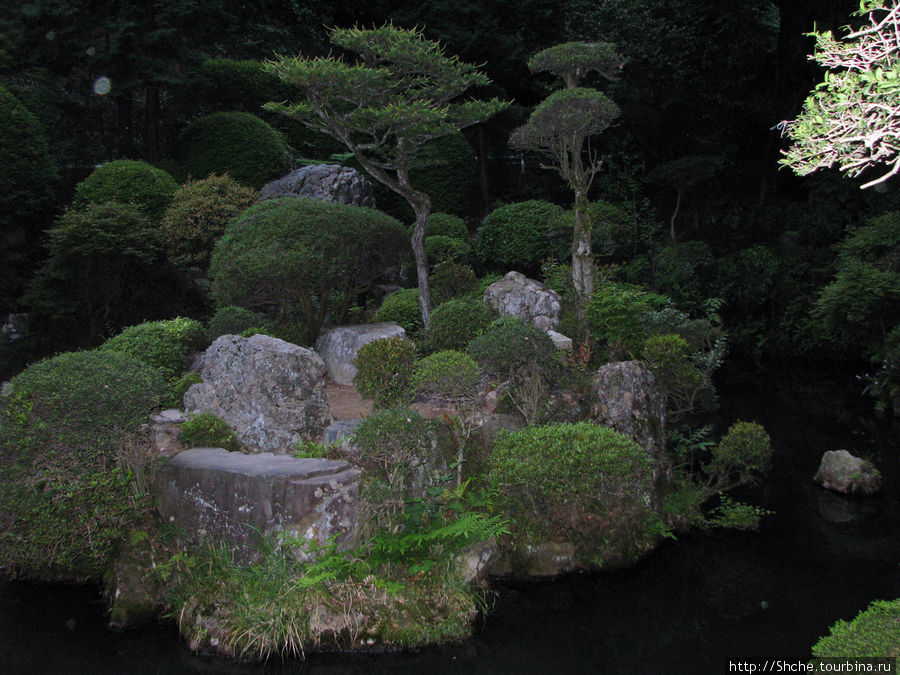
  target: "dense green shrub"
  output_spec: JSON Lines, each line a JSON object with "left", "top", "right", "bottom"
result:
{"left": 587, "top": 280, "right": 668, "bottom": 357}
{"left": 207, "top": 305, "right": 272, "bottom": 342}
{"left": 373, "top": 288, "right": 424, "bottom": 339}
{"left": 353, "top": 337, "right": 417, "bottom": 408}
{"left": 587, "top": 200, "right": 656, "bottom": 263}
{"left": 472, "top": 200, "right": 568, "bottom": 276}
{"left": 489, "top": 422, "right": 663, "bottom": 567}
{"left": 177, "top": 112, "right": 289, "bottom": 189}
{"left": 0, "top": 350, "right": 165, "bottom": 579}
{"left": 411, "top": 350, "right": 481, "bottom": 401}
{"left": 811, "top": 598, "right": 900, "bottom": 662}
{"left": 73, "top": 159, "right": 178, "bottom": 224}
{"left": 100, "top": 317, "right": 206, "bottom": 379}
{"left": 161, "top": 174, "right": 257, "bottom": 267}
{"left": 651, "top": 240, "right": 714, "bottom": 311}
{"left": 429, "top": 262, "right": 478, "bottom": 306}
{"left": 641, "top": 333, "right": 717, "bottom": 421}
{"left": 428, "top": 296, "right": 495, "bottom": 351}
{"left": 209, "top": 198, "right": 408, "bottom": 343}
{"left": 179, "top": 412, "right": 242, "bottom": 452}
{"left": 467, "top": 315, "right": 556, "bottom": 380}
{"left": 423, "top": 212, "right": 468, "bottom": 240}
{"left": 425, "top": 235, "right": 469, "bottom": 267}
{"left": 166, "top": 370, "right": 202, "bottom": 408}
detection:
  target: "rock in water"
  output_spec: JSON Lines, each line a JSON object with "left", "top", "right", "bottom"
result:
{"left": 184, "top": 334, "right": 331, "bottom": 453}
{"left": 259, "top": 164, "right": 376, "bottom": 207}
{"left": 813, "top": 449, "right": 881, "bottom": 495}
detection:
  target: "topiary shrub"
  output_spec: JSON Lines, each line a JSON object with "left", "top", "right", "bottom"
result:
{"left": 472, "top": 200, "right": 568, "bottom": 276}
{"left": 489, "top": 422, "right": 663, "bottom": 568}
{"left": 72, "top": 159, "right": 178, "bottom": 224}
{"left": 177, "top": 112, "right": 289, "bottom": 189}
{"left": 429, "top": 262, "right": 478, "bottom": 306}
{"left": 425, "top": 235, "right": 469, "bottom": 267}
{"left": 811, "top": 598, "right": 900, "bottom": 663}
{"left": 207, "top": 305, "right": 273, "bottom": 342}
{"left": 209, "top": 198, "right": 408, "bottom": 343}
{"left": 373, "top": 288, "right": 424, "bottom": 339}
{"left": 161, "top": 174, "right": 257, "bottom": 267}
{"left": 0, "top": 350, "right": 166, "bottom": 580}
{"left": 467, "top": 315, "right": 556, "bottom": 380}
{"left": 353, "top": 336, "right": 417, "bottom": 409}
{"left": 100, "top": 317, "right": 206, "bottom": 379}
{"left": 428, "top": 297, "right": 495, "bottom": 352}
{"left": 179, "top": 412, "right": 242, "bottom": 452}
{"left": 423, "top": 212, "right": 468, "bottom": 240}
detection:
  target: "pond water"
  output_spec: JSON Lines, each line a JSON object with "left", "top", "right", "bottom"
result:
{"left": 2, "top": 364, "right": 898, "bottom": 674}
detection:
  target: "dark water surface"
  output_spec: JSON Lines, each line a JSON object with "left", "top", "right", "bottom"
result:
{"left": 2, "top": 365, "right": 898, "bottom": 674}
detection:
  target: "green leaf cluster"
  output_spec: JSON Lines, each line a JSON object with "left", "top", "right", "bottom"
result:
{"left": 353, "top": 337, "right": 418, "bottom": 409}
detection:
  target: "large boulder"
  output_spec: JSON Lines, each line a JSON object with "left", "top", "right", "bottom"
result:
{"left": 155, "top": 447, "right": 360, "bottom": 563}
{"left": 813, "top": 449, "right": 882, "bottom": 495}
{"left": 259, "top": 164, "right": 376, "bottom": 207}
{"left": 184, "top": 334, "right": 331, "bottom": 453}
{"left": 483, "top": 271, "right": 561, "bottom": 331}
{"left": 315, "top": 322, "right": 407, "bottom": 386}
{"left": 590, "top": 360, "right": 671, "bottom": 500}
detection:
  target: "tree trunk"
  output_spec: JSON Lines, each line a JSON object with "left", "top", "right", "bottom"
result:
{"left": 571, "top": 190, "right": 593, "bottom": 324}
{"left": 410, "top": 198, "right": 433, "bottom": 334}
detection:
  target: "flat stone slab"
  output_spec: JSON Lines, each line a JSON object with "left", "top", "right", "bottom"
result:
{"left": 546, "top": 330, "right": 573, "bottom": 350}
{"left": 156, "top": 447, "right": 360, "bottom": 562}
{"left": 316, "top": 322, "right": 407, "bottom": 385}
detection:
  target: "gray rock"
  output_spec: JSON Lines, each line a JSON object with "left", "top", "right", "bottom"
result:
{"left": 813, "top": 449, "right": 881, "bottom": 495}
{"left": 315, "top": 322, "right": 407, "bottom": 386}
{"left": 591, "top": 360, "right": 671, "bottom": 501}
{"left": 0, "top": 312, "right": 28, "bottom": 341}
{"left": 483, "top": 271, "right": 561, "bottom": 330}
{"left": 546, "top": 330, "right": 573, "bottom": 350}
{"left": 322, "top": 418, "right": 362, "bottom": 446}
{"left": 145, "top": 408, "right": 187, "bottom": 458}
{"left": 259, "top": 164, "right": 376, "bottom": 207}
{"left": 155, "top": 447, "right": 361, "bottom": 563}
{"left": 184, "top": 334, "right": 331, "bottom": 453}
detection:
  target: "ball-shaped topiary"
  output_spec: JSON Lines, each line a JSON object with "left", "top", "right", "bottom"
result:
{"left": 207, "top": 305, "right": 272, "bottom": 342}
{"left": 209, "top": 197, "right": 408, "bottom": 343}
{"left": 472, "top": 200, "right": 568, "bottom": 276}
{"left": 100, "top": 317, "right": 207, "bottom": 379}
{"left": 161, "top": 174, "right": 257, "bottom": 267}
{"left": 73, "top": 159, "right": 178, "bottom": 224}
{"left": 429, "top": 261, "right": 478, "bottom": 306}
{"left": 425, "top": 235, "right": 469, "bottom": 268}
{"left": 353, "top": 336, "right": 418, "bottom": 408}
{"left": 411, "top": 350, "right": 481, "bottom": 401}
{"left": 428, "top": 297, "right": 496, "bottom": 352}
{"left": 373, "top": 288, "right": 424, "bottom": 339}
{"left": 467, "top": 315, "right": 556, "bottom": 380}
{"left": 419, "top": 212, "right": 468, "bottom": 241}
{"left": 177, "top": 112, "right": 289, "bottom": 189}
{"left": 490, "top": 422, "right": 663, "bottom": 567}
{"left": 0, "top": 349, "right": 166, "bottom": 579}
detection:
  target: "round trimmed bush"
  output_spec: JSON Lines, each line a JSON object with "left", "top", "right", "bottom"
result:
{"left": 207, "top": 305, "right": 272, "bottom": 342}
{"left": 426, "top": 235, "right": 469, "bottom": 267}
{"left": 100, "top": 317, "right": 206, "bottom": 379}
{"left": 161, "top": 174, "right": 257, "bottom": 267}
{"left": 467, "top": 315, "right": 556, "bottom": 380}
{"left": 73, "top": 159, "right": 178, "bottom": 223}
{"left": 429, "top": 261, "right": 478, "bottom": 306}
{"left": 412, "top": 350, "right": 481, "bottom": 400}
{"left": 472, "top": 200, "right": 568, "bottom": 276}
{"left": 374, "top": 288, "right": 424, "bottom": 339}
{"left": 353, "top": 336, "right": 418, "bottom": 409}
{"left": 423, "top": 212, "right": 468, "bottom": 241}
{"left": 812, "top": 598, "right": 900, "bottom": 662}
{"left": 489, "top": 422, "right": 663, "bottom": 567}
{"left": 0, "top": 350, "right": 166, "bottom": 579}
{"left": 428, "top": 297, "right": 495, "bottom": 352}
{"left": 177, "top": 112, "right": 289, "bottom": 189}
{"left": 209, "top": 198, "right": 408, "bottom": 343}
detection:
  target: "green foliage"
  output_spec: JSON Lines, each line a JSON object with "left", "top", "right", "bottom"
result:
{"left": 467, "top": 315, "right": 556, "bottom": 380}
{"left": 714, "top": 245, "right": 780, "bottom": 311}
{"left": 651, "top": 240, "right": 714, "bottom": 311}
{"left": 423, "top": 212, "right": 468, "bottom": 240}
{"left": 428, "top": 296, "right": 496, "bottom": 352}
{"left": 640, "top": 333, "right": 718, "bottom": 421}
{"left": 0, "top": 350, "right": 165, "bottom": 580}
{"left": 0, "top": 84, "right": 56, "bottom": 233}
{"left": 586, "top": 280, "right": 668, "bottom": 357}
{"left": 412, "top": 350, "right": 481, "bottom": 401}
{"left": 429, "top": 261, "right": 478, "bottom": 306}
{"left": 352, "top": 337, "right": 418, "bottom": 409}
{"left": 165, "top": 370, "right": 202, "bottom": 409}
{"left": 206, "top": 305, "right": 273, "bottom": 343}
{"left": 425, "top": 235, "right": 469, "bottom": 267}
{"left": 489, "top": 422, "right": 663, "bottom": 567}
{"left": 176, "top": 112, "right": 289, "bottom": 189}
{"left": 706, "top": 421, "right": 773, "bottom": 492}
{"left": 73, "top": 160, "right": 178, "bottom": 224}
{"left": 209, "top": 198, "right": 408, "bottom": 343}
{"left": 178, "top": 412, "right": 241, "bottom": 452}
{"left": 473, "top": 200, "right": 569, "bottom": 276}
{"left": 587, "top": 199, "right": 657, "bottom": 264}
{"left": 527, "top": 41, "right": 623, "bottom": 88}
{"left": 160, "top": 174, "right": 257, "bottom": 268}
{"left": 100, "top": 317, "right": 206, "bottom": 380}
{"left": 374, "top": 289, "right": 424, "bottom": 339}
{"left": 811, "top": 598, "right": 900, "bottom": 662}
